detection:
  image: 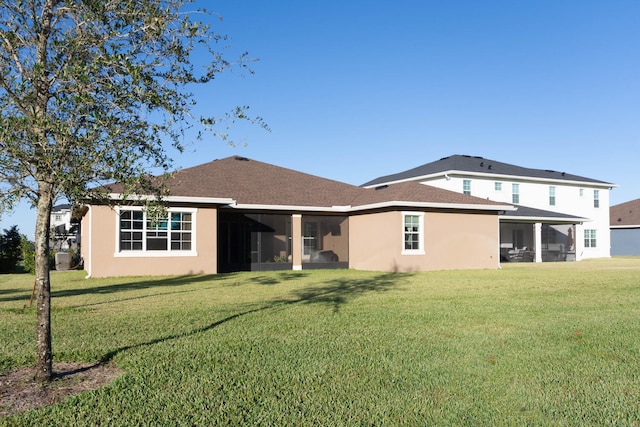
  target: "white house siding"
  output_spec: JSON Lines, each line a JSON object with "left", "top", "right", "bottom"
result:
{"left": 421, "top": 174, "right": 612, "bottom": 260}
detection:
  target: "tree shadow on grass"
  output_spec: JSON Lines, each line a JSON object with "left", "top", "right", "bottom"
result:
{"left": 99, "top": 271, "right": 413, "bottom": 364}
{"left": 0, "top": 273, "right": 238, "bottom": 304}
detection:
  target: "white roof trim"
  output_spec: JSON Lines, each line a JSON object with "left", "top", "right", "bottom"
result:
{"left": 365, "top": 170, "right": 617, "bottom": 189}
{"left": 349, "top": 201, "right": 515, "bottom": 213}
{"left": 501, "top": 215, "right": 587, "bottom": 223}
{"left": 229, "top": 201, "right": 514, "bottom": 213}
{"left": 229, "top": 203, "right": 352, "bottom": 212}
{"left": 108, "top": 193, "right": 236, "bottom": 205}
{"left": 611, "top": 224, "right": 640, "bottom": 229}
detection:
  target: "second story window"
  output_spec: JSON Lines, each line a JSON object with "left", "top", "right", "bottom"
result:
{"left": 463, "top": 179, "right": 471, "bottom": 195}
{"left": 593, "top": 190, "right": 600, "bottom": 208}
{"left": 512, "top": 183, "right": 520, "bottom": 204}
{"left": 495, "top": 182, "right": 502, "bottom": 191}
{"left": 549, "top": 186, "right": 556, "bottom": 206}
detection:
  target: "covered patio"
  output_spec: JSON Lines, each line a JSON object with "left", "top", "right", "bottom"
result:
{"left": 499, "top": 206, "right": 584, "bottom": 263}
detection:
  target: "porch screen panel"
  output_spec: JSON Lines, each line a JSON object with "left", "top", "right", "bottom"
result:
{"left": 301, "top": 216, "right": 349, "bottom": 266}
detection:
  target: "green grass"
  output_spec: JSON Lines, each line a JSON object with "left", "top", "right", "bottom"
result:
{"left": 1, "top": 259, "right": 640, "bottom": 425}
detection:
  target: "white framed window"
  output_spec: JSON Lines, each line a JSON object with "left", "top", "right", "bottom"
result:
{"left": 549, "top": 186, "right": 556, "bottom": 206}
{"left": 115, "top": 207, "right": 197, "bottom": 257}
{"left": 593, "top": 190, "right": 600, "bottom": 208}
{"left": 512, "top": 183, "right": 520, "bottom": 204}
{"left": 579, "top": 188, "right": 584, "bottom": 197}
{"left": 495, "top": 182, "right": 502, "bottom": 191}
{"left": 584, "top": 229, "right": 597, "bottom": 248}
{"left": 402, "top": 212, "right": 424, "bottom": 255}
{"left": 463, "top": 180, "right": 471, "bottom": 195}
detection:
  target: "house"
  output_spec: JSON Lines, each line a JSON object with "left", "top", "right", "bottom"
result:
{"left": 50, "top": 204, "right": 80, "bottom": 251}
{"left": 610, "top": 198, "right": 640, "bottom": 256}
{"left": 363, "top": 155, "right": 615, "bottom": 262}
{"left": 80, "top": 156, "right": 514, "bottom": 277}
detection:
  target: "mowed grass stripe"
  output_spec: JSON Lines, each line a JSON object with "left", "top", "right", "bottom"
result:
{"left": 1, "top": 259, "right": 639, "bottom": 425}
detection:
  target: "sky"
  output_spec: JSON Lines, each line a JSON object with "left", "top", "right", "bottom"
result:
{"left": 2, "top": 0, "right": 640, "bottom": 238}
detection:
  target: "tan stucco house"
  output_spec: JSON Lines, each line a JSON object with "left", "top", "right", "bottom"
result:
{"left": 81, "top": 156, "right": 514, "bottom": 277}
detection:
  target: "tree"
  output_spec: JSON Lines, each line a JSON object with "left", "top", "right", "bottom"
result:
{"left": 0, "top": 225, "right": 22, "bottom": 272}
{"left": 0, "top": 0, "right": 265, "bottom": 381}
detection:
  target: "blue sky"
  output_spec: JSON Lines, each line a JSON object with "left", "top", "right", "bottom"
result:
{"left": 2, "top": 0, "right": 639, "bottom": 238}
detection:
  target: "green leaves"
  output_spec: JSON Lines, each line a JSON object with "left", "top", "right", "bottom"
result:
{"left": 0, "top": 0, "right": 263, "bottom": 207}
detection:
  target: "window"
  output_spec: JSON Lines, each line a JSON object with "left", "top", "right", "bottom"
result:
{"left": 118, "top": 208, "right": 195, "bottom": 255}
{"left": 402, "top": 212, "right": 424, "bottom": 254}
{"left": 593, "top": 190, "right": 600, "bottom": 208}
{"left": 54, "top": 214, "right": 62, "bottom": 221}
{"left": 512, "top": 183, "right": 520, "bottom": 204}
{"left": 549, "top": 186, "right": 556, "bottom": 206}
{"left": 463, "top": 179, "right": 471, "bottom": 195}
{"left": 495, "top": 182, "right": 502, "bottom": 191}
{"left": 579, "top": 188, "right": 584, "bottom": 197}
{"left": 584, "top": 229, "right": 597, "bottom": 248}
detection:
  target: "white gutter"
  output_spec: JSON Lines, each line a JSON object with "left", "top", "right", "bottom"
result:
{"left": 228, "top": 201, "right": 515, "bottom": 213}
{"left": 501, "top": 215, "right": 587, "bottom": 223}
{"left": 108, "top": 193, "right": 236, "bottom": 205}
{"left": 348, "top": 201, "right": 516, "bottom": 213}
{"left": 611, "top": 224, "right": 640, "bottom": 229}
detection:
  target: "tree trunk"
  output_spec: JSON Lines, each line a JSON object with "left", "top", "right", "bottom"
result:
{"left": 34, "top": 181, "right": 54, "bottom": 382}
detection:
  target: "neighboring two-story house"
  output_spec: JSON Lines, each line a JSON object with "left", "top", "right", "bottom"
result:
{"left": 50, "top": 204, "right": 80, "bottom": 250}
{"left": 363, "top": 155, "right": 615, "bottom": 262}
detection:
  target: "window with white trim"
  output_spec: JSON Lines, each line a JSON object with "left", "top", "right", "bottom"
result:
{"left": 549, "top": 186, "right": 556, "bottom": 206}
{"left": 593, "top": 190, "right": 600, "bottom": 208}
{"left": 463, "top": 179, "right": 471, "bottom": 195}
{"left": 584, "top": 229, "right": 597, "bottom": 248}
{"left": 118, "top": 208, "right": 195, "bottom": 254}
{"left": 512, "top": 183, "right": 520, "bottom": 204}
{"left": 495, "top": 182, "right": 502, "bottom": 191}
{"left": 402, "top": 212, "right": 424, "bottom": 254}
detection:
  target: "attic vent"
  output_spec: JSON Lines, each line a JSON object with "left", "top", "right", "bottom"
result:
{"left": 488, "top": 165, "right": 492, "bottom": 170}
{"left": 235, "top": 156, "right": 249, "bottom": 161}
{"left": 480, "top": 162, "right": 484, "bottom": 167}
{"left": 545, "top": 169, "right": 555, "bottom": 173}
{"left": 618, "top": 218, "right": 622, "bottom": 222}
{"left": 561, "top": 172, "right": 566, "bottom": 176}
{"left": 375, "top": 185, "right": 389, "bottom": 190}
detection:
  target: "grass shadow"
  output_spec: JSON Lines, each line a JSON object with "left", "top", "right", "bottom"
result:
{"left": 0, "top": 273, "right": 239, "bottom": 304}
{"left": 100, "top": 271, "right": 412, "bottom": 363}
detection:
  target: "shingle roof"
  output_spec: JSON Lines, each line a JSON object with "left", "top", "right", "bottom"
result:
{"left": 362, "top": 154, "right": 613, "bottom": 187}
{"left": 502, "top": 204, "right": 585, "bottom": 222}
{"left": 107, "top": 156, "right": 509, "bottom": 211}
{"left": 610, "top": 198, "right": 640, "bottom": 227}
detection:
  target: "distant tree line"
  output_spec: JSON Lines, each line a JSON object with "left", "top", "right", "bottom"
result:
{"left": 0, "top": 225, "right": 35, "bottom": 273}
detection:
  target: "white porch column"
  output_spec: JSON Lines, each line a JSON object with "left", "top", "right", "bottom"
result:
{"left": 534, "top": 222, "right": 542, "bottom": 263}
{"left": 292, "top": 214, "right": 302, "bottom": 270}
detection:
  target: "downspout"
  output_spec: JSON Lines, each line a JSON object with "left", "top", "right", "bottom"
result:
{"left": 84, "top": 205, "right": 92, "bottom": 278}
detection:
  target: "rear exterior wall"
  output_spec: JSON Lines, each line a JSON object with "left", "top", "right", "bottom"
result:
{"left": 82, "top": 205, "right": 218, "bottom": 277}
{"left": 349, "top": 210, "right": 500, "bottom": 272}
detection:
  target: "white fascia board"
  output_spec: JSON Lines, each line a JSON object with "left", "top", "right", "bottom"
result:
{"left": 108, "top": 193, "right": 236, "bottom": 205}
{"left": 349, "top": 201, "right": 516, "bottom": 213}
{"left": 501, "top": 215, "right": 587, "bottom": 223}
{"left": 230, "top": 203, "right": 352, "bottom": 213}
{"left": 611, "top": 224, "right": 640, "bottom": 229}
{"left": 230, "top": 202, "right": 513, "bottom": 213}
{"left": 365, "top": 171, "right": 617, "bottom": 189}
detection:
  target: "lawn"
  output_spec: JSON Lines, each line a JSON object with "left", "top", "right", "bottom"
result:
{"left": 1, "top": 259, "right": 640, "bottom": 426}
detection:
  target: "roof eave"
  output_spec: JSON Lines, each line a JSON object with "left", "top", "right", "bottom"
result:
{"left": 365, "top": 170, "right": 616, "bottom": 188}
{"left": 108, "top": 193, "right": 236, "bottom": 205}
{"left": 350, "top": 201, "right": 515, "bottom": 213}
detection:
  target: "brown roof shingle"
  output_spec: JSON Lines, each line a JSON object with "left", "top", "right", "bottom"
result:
{"left": 108, "top": 156, "right": 509, "bottom": 211}
{"left": 610, "top": 198, "right": 640, "bottom": 226}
